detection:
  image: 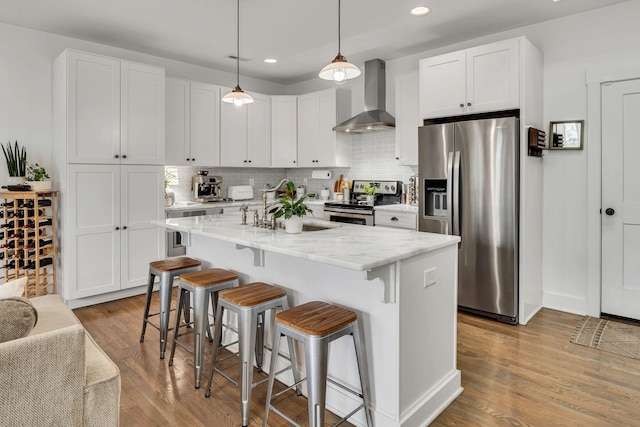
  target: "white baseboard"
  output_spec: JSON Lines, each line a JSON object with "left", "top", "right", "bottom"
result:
{"left": 543, "top": 291, "right": 587, "bottom": 316}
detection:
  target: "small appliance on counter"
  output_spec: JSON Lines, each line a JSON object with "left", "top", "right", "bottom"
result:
{"left": 227, "top": 185, "right": 254, "bottom": 201}
{"left": 192, "top": 171, "right": 225, "bottom": 202}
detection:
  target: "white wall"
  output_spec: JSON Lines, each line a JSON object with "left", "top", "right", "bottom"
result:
{"left": 0, "top": 22, "right": 286, "bottom": 185}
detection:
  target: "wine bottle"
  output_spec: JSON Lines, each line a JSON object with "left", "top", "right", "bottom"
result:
{"left": 23, "top": 218, "right": 52, "bottom": 229}
{"left": 15, "top": 209, "right": 44, "bottom": 218}
{"left": 2, "top": 259, "right": 24, "bottom": 269}
{"left": 8, "top": 229, "right": 43, "bottom": 239}
{"left": 27, "top": 257, "right": 53, "bottom": 269}
{"left": 1, "top": 201, "right": 14, "bottom": 207}
{"left": 24, "top": 239, "right": 52, "bottom": 249}
{"left": 0, "top": 220, "right": 24, "bottom": 229}
{"left": 22, "top": 199, "right": 52, "bottom": 208}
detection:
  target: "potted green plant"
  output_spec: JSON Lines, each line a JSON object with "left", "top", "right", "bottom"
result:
{"left": 1, "top": 141, "right": 27, "bottom": 185}
{"left": 164, "top": 169, "right": 178, "bottom": 206}
{"left": 363, "top": 183, "right": 376, "bottom": 205}
{"left": 269, "top": 181, "right": 315, "bottom": 234}
{"left": 25, "top": 163, "right": 51, "bottom": 190}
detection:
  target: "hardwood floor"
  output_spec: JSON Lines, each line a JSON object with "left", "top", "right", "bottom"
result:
{"left": 75, "top": 294, "right": 640, "bottom": 426}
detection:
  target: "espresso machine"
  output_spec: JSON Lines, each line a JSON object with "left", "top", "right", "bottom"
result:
{"left": 192, "top": 171, "right": 224, "bottom": 202}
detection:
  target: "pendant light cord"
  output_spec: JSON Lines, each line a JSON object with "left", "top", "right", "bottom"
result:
{"left": 236, "top": 0, "right": 240, "bottom": 87}
{"left": 337, "top": 0, "right": 341, "bottom": 55}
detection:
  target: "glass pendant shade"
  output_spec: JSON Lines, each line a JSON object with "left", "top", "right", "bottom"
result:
{"left": 319, "top": 0, "right": 360, "bottom": 84}
{"left": 222, "top": 85, "right": 254, "bottom": 107}
{"left": 319, "top": 54, "right": 361, "bottom": 84}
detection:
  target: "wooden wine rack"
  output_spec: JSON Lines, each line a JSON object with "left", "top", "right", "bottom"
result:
{"left": 0, "top": 190, "right": 57, "bottom": 298}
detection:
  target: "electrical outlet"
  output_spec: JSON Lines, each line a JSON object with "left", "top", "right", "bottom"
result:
{"left": 249, "top": 178, "right": 255, "bottom": 186}
{"left": 303, "top": 178, "right": 308, "bottom": 186}
{"left": 424, "top": 267, "right": 437, "bottom": 288}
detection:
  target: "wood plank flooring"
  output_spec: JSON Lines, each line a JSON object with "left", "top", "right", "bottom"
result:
{"left": 75, "top": 293, "right": 640, "bottom": 426}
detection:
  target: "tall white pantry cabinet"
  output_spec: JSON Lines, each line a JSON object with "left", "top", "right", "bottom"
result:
{"left": 53, "top": 49, "right": 165, "bottom": 307}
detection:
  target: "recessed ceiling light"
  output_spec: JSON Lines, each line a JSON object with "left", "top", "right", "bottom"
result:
{"left": 264, "top": 58, "right": 277, "bottom": 64}
{"left": 410, "top": 6, "right": 431, "bottom": 16}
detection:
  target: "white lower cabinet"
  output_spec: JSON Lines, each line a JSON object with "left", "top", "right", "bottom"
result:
{"left": 65, "top": 164, "right": 164, "bottom": 300}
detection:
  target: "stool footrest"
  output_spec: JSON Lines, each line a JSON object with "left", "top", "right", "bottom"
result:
{"left": 327, "top": 376, "right": 364, "bottom": 400}
{"left": 267, "top": 405, "right": 301, "bottom": 427}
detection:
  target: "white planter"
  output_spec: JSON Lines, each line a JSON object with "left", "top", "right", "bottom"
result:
{"left": 366, "top": 195, "right": 375, "bottom": 205}
{"left": 284, "top": 216, "right": 303, "bottom": 234}
{"left": 25, "top": 180, "right": 52, "bottom": 191}
{"left": 7, "top": 176, "right": 25, "bottom": 186}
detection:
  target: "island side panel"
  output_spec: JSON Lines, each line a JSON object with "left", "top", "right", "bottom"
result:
{"left": 398, "top": 244, "right": 462, "bottom": 425}
{"left": 186, "top": 233, "right": 402, "bottom": 426}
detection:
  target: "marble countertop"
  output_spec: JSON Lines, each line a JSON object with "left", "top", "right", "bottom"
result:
{"left": 153, "top": 214, "right": 459, "bottom": 271}
{"left": 165, "top": 199, "right": 327, "bottom": 212}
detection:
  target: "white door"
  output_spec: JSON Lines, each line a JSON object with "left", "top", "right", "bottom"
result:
{"left": 466, "top": 38, "right": 519, "bottom": 113}
{"left": 165, "top": 77, "right": 190, "bottom": 166}
{"left": 297, "top": 92, "right": 319, "bottom": 167}
{"left": 220, "top": 88, "right": 248, "bottom": 167}
{"left": 316, "top": 89, "right": 338, "bottom": 167}
{"left": 190, "top": 82, "right": 221, "bottom": 166}
{"left": 271, "top": 95, "right": 298, "bottom": 168}
{"left": 246, "top": 93, "right": 271, "bottom": 167}
{"left": 120, "top": 165, "right": 164, "bottom": 290}
{"left": 601, "top": 79, "right": 640, "bottom": 319}
{"left": 120, "top": 61, "right": 165, "bottom": 165}
{"left": 66, "top": 51, "right": 120, "bottom": 164}
{"left": 419, "top": 50, "right": 466, "bottom": 119}
{"left": 67, "top": 165, "right": 120, "bottom": 298}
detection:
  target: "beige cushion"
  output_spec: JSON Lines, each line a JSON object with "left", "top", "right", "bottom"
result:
{"left": 29, "top": 294, "right": 80, "bottom": 336}
{"left": 0, "top": 297, "right": 38, "bottom": 343}
{"left": 0, "top": 277, "right": 28, "bottom": 298}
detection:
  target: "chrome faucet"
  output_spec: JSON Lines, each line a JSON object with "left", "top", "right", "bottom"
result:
{"left": 259, "top": 178, "right": 289, "bottom": 228}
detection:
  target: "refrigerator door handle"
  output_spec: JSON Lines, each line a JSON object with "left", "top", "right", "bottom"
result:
{"left": 452, "top": 151, "right": 461, "bottom": 236}
{"left": 446, "top": 151, "right": 454, "bottom": 234}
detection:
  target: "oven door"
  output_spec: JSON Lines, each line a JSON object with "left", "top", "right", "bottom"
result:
{"left": 323, "top": 207, "right": 373, "bottom": 226}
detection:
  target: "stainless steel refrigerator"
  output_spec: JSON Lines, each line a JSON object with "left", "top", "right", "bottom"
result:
{"left": 418, "top": 116, "right": 519, "bottom": 324}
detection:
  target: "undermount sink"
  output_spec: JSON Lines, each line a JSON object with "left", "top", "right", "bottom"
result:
{"left": 301, "top": 224, "right": 330, "bottom": 232}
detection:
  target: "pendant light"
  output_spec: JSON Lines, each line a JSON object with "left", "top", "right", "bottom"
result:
{"left": 319, "top": 0, "right": 361, "bottom": 84}
{"left": 222, "top": 0, "right": 254, "bottom": 107}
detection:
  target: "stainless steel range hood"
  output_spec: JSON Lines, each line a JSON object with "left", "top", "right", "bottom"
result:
{"left": 334, "top": 59, "right": 395, "bottom": 133}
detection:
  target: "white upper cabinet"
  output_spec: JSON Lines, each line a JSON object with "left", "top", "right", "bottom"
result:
{"left": 395, "top": 71, "right": 420, "bottom": 166}
{"left": 61, "top": 50, "right": 164, "bottom": 164}
{"left": 420, "top": 38, "right": 519, "bottom": 119}
{"left": 271, "top": 95, "right": 298, "bottom": 168}
{"left": 297, "top": 88, "right": 351, "bottom": 168}
{"left": 165, "top": 78, "right": 220, "bottom": 166}
{"left": 220, "top": 90, "right": 270, "bottom": 167}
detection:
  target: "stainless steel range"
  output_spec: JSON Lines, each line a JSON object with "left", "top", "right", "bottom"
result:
{"left": 323, "top": 180, "right": 402, "bottom": 226}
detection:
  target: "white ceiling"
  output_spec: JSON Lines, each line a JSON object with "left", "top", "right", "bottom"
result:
{"left": 0, "top": 0, "right": 631, "bottom": 85}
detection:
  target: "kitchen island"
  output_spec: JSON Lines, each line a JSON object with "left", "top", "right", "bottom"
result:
{"left": 154, "top": 214, "right": 461, "bottom": 426}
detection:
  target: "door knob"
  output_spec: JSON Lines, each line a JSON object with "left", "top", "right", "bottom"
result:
{"left": 605, "top": 208, "right": 615, "bottom": 216}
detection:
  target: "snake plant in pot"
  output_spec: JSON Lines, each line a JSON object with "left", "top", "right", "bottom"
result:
{"left": 268, "top": 181, "right": 316, "bottom": 234}
{"left": 1, "top": 141, "right": 27, "bottom": 185}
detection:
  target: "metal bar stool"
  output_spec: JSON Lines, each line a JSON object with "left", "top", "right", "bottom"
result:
{"left": 139, "top": 257, "right": 201, "bottom": 359}
{"left": 168, "top": 268, "right": 239, "bottom": 388}
{"left": 263, "top": 301, "right": 373, "bottom": 427}
{"left": 204, "top": 282, "right": 301, "bottom": 427}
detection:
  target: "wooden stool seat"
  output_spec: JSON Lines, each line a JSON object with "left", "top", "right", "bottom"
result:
{"left": 275, "top": 301, "right": 357, "bottom": 336}
{"left": 150, "top": 257, "right": 201, "bottom": 273}
{"left": 219, "top": 282, "right": 287, "bottom": 306}
{"left": 180, "top": 269, "right": 239, "bottom": 287}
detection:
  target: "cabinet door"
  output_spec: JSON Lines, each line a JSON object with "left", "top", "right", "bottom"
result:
{"left": 419, "top": 50, "right": 466, "bottom": 119}
{"left": 220, "top": 87, "right": 248, "bottom": 167}
{"left": 246, "top": 93, "right": 271, "bottom": 167}
{"left": 165, "top": 78, "right": 190, "bottom": 166}
{"left": 271, "top": 96, "right": 298, "bottom": 168}
{"left": 316, "top": 89, "right": 338, "bottom": 167}
{"left": 395, "top": 71, "right": 420, "bottom": 165}
{"left": 466, "top": 39, "right": 519, "bottom": 113}
{"left": 120, "top": 165, "right": 164, "bottom": 290}
{"left": 67, "top": 165, "right": 121, "bottom": 298}
{"left": 190, "top": 82, "right": 221, "bottom": 166}
{"left": 121, "top": 61, "right": 165, "bottom": 165}
{"left": 297, "top": 92, "right": 319, "bottom": 167}
{"left": 67, "top": 51, "right": 120, "bottom": 164}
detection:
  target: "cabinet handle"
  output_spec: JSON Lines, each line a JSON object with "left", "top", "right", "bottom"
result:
{"left": 123, "top": 226, "right": 127, "bottom": 230}
{"left": 186, "top": 158, "right": 190, "bottom": 161}
{"left": 122, "top": 154, "right": 127, "bottom": 159}
{"left": 293, "top": 160, "right": 296, "bottom": 164}
{"left": 391, "top": 217, "right": 399, "bottom": 221}
{"left": 243, "top": 160, "right": 247, "bottom": 163}
{"left": 459, "top": 104, "right": 464, "bottom": 108}
{"left": 115, "top": 226, "right": 120, "bottom": 230}
{"left": 467, "top": 102, "right": 472, "bottom": 107}
{"left": 192, "top": 158, "right": 195, "bottom": 161}
{"left": 114, "top": 154, "right": 120, "bottom": 159}
{"left": 248, "top": 160, "right": 251, "bottom": 163}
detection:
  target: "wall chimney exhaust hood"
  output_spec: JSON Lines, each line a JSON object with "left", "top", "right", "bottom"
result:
{"left": 334, "top": 59, "right": 395, "bottom": 133}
